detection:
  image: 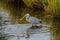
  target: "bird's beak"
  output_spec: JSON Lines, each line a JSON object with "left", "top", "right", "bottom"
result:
{"left": 20, "top": 15, "right": 25, "bottom": 21}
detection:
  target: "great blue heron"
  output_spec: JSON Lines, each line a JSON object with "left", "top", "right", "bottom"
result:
{"left": 20, "top": 13, "right": 42, "bottom": 27}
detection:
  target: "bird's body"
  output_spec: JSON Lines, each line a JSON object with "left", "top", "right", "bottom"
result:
{"left": 26, "top": 16, "right": 42, "bottom": 24}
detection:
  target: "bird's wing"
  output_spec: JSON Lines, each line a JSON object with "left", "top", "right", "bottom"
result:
{"left": 30, "top": 17, "right": 41, "bottom": 21}
{"left": 29, "top": 17, "right": 42, "bottom": 23}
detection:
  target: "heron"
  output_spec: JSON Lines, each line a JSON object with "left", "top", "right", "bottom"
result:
{"left": 20, "top": 13, "right": 42, "bottom": 27}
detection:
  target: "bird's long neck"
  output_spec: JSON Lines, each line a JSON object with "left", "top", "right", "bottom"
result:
{"left": 26, "top": 17, "right": 29, "bottom": 20}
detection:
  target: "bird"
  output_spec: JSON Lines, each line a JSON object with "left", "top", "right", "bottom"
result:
{"left": 20, "top": 13, "right": 42, "bottom": 27}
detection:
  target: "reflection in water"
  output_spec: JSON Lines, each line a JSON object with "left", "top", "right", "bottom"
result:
{"left": 0, "top": 24, "right": 51, "bottom": 40}
{"left": 0, "top": 9, "right": 14, "bottom": 26}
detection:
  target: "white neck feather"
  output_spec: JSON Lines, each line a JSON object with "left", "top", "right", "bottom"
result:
{"left": 26, "top": 16, "right": 29, "bottom": 20}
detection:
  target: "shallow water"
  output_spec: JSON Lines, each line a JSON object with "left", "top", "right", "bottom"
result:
{"left": 0, "top": 24, "right": 51, "bottom": 40}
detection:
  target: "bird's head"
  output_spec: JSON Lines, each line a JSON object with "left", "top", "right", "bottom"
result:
{"left": 20, "top": 13, "right": 30, "bottom": 21}
{"left": 25, "top": 13, "right": 30, "bottom": 18}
